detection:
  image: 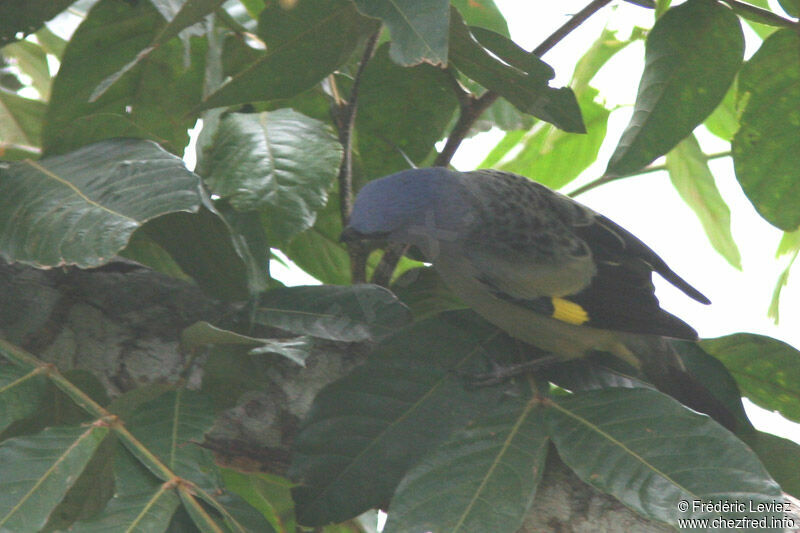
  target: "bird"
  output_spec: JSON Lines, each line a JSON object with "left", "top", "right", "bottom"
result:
{"left": 340, "top": 167, "right": 711, "bottom": 371}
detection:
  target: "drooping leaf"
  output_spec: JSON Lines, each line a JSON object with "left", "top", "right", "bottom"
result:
{"left": 451, "top": 0, "right": 509, "bottom": 36}
{"left": 290, "top": 311, "right": 512, "bottom": 526}
{"left": 254, "top": 284, "right": 412, "bottom": 342}
{"left": 701, "top": 333, "right": 800, "bottom": 424}
{"left": 0, "top": 364, "right": 47, "bottom": 434}
{"left": 0, "top": 424, "right": 110, "bottom": 532}
{"left": 384, "top": 398, "right": 548, "bottom": 533}
{"left": 0, "top": 0, "right": 75, "bottom": 44}
{"left": 0, "top": 88, "right": 45, "bottom": 158}
{"left": 768, "top": 229, "right": 800, "bottom": 323}
{"left": 198, "top": 109, "right": 342, "bottom": 243}
{"left": 352, "top": 0, "right": 449, "bottom": 66}
{"left": 666, "top": 134, "right": 741, "bottom": 269}
{"left": 0, "top": 139, "right": 201, "bottom": 269}
{"left": 198, "top": 0, "right": 378, "bottom": 111}
{"left": 742, "top": 430, "right": 800, "bottom": 498}
{"left": 605, "top": 0, "right": 744, "bottom": 177}
{"left": 549, "top": 388, "right": 783, "bottom": 529}
{"left": 181, "top": 321, "right": 311, "bottom": 366}
{"left": 733, "top": 29, "right": 800, "bottom": 231}
{"left": 43, "top": 0, "right": 206, "bottom": 155}
{"left": 448, "top": 8, "right": 584, "bottom": 133}
{"left": 356, "top": 43, "right": 458, "bottom": 177}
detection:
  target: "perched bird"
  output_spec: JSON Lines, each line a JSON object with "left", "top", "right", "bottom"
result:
{"left": 341, "top": 167, "right": 710, "bottom": 371}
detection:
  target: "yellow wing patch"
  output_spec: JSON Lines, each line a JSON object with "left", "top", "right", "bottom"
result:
{"left": 551, "top": 297, "right": 589, "bottom": 325}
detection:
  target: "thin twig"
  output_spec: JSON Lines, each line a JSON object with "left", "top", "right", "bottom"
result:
{"left": 719, "top": 0, "right": 797, "bottom": 27}
{"left": 337, "top": 31, "right": 380, "bottom": 283}
{"left": 568, "top": 151, "right": 732, "bottom": 197}
{"left": 532, "top": 0, "right": 613, "bottom": 57}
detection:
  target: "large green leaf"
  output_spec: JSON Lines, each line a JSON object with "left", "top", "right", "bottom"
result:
{"left": 0, "top": 88, "right": 45, "bottom": 157}
{"left": 549, "top": 388, "right": 783, "bottom": 529}
{"left": 352, "top": 0, "right": 449, "bottom": 66}
{"left": 0, "top": 364, "right": 47, "bottom": 434}
{"left": 733, "top": 29, "right": 800, "bottom": 230}
{"left": 451, "top": 0, "right": 508, "bottom": 36}
{"left": 384, "top": 399, "right": 548, "bottom": 533}
{"left": 666, "top": 134, "right": 741, "bottom": 269}
{"left": 448, "top": 9, "right": 584, "bottom": 133}
{"left": 0, "top": 424, "right": 110, "bottom": 532}
{"left": 43, "top": 0, "right": 206, "bottom": 155}
{"left": 255, "top": 284, "right": 412, "bottom": 342}
{"left": 290, "top": 311, "right": 512, "bottom": 526}
{"left": 356, "top": 43, "right": 458, "bottom": 177}
{"left": 198, "top": 109, "right": 342, "bottom": 243}
{"left": 0, "top": 0, "right": 75, "bottom": 44}
{"left": 0, "top": 139, "right": 201, "bottom": 268}
{"left": 198, "top": 0, "right": 378, "bottom": 111}
{"left": 2, "top": 39, "right": 52, "bottom": 99}
{"left": 221, "top": 468, "right": 297, "bottom": 533}
{"left": 701, "top": 333, "right": 800, "bottom": 424}
{"left": 124, "top": 389, "right": 220, "bottom": 491}
{"left": 606, "top": 0, "right": 744, "bottom": 177}
{"left": 742, "top": 430, "right": 800, "bottom": 498}
{"left": 704, "top": 79, "right": 739, "bottom": 141}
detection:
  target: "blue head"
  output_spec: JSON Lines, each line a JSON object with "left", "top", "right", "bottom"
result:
{"left": 342, "top": 168, "right": 461, "bottom": 242}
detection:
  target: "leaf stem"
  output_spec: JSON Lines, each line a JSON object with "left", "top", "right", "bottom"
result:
{"left": 338, "top": 30, "right": 381, "bottom": 284}
{"left": 568, "top": 150, "right": 732, "bottom": 197}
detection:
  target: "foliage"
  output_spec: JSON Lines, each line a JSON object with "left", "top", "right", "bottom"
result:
{"left": 1, "top": 1, "right": 800, "bottom": 532}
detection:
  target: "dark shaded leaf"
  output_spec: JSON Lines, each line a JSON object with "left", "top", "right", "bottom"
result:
{"left": 451, "top": 0, "right": 509, "bottom": 36}
{"left": 290, "top": 311, "right": 512, "bottom": 526}
{"left": 742, "top": 430, "right": 800, "bottom": 498}
{"left": 352, "top": 0, "right": 449, "bottom": 66}
{"left": 356, "top": 43, "right": 458, "bottom": 177}
{"left": 549, "top": 388, "right": 783, "bottom": 529}
{"left": 0, "top": 0, "right": 75, "bottom": 44}
{"left": 733, "top": 29, "right": 800, "bottom": 230}
{"left": 198, "top": 0, "right": 378, "bottom": 111}
{"left": 606, "top": 0, "right": 744, "bottom": 176}
{"left": 0, "top": 139, "right": 202, "bottom": 269}
{"left": 384, "top": 399, "right": 548, "bottom": 533}
{"left": 448, "top": 8, "right": 584, "bottom": 133}
{"left": 666, "top": 134, "right": 741, "bottom": 269}
{"left": 701, "top": 333, "right": 800, "bottom": 424}
{"left": 221, "top": 468, "right": 296, "bottom": 532}
{"left": 0, "top": 364, "right": 47, "bottom": 434}
{"left": 0, "top": 424, "right": 110, "bottom": 532}
{"left": 255, "top": 284, "right": 412, "bottom": 342}
{"left": 391, "top": 266, "right": 465, "bottom": 320}
{"left": 778, "top": 0, "right": 799, "bottom": 16}
{"left": 198, "top": 109, "right": 342, "bottom": 243}
{"left": 43, "top": 0, "right": 206, "bottom": 155}
{"left": 182, "top": 321, "right": 311, "bottom": 366}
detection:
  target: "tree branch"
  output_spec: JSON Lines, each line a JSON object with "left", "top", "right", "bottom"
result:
{"left": 567, "top": 151, "right": 732, "bottom": 197}
{"left": 719, "top": 0, "right": 798, "bottom": 28}
{"left": 336, "top": 31, "right": 380, "bottom": 283}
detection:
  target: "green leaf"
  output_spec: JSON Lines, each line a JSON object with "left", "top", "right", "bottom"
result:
{"left": 2, "top": 39, "right": 51, "bottom": 99}
{"left": 0, "top": 424, "right": 110, "bottom": 532}
{"left": 289, "top": 311, "right": 512, "bottom": 526}
{"left": 733, "top": 29, "right": 800, "bottom": 231}
{"left": 125, "top": 389, "right": 220, "bottom": 491}
{"left": 356, "top": 43, "right": 458, "bottom": 177}
{"left": 666, "top": 134, "right": 741, "bottom": 269}
{"left": 704, "top": 79, "right": 739, "bottom": 141}
{"left": 571, "top": 27, "right": 643, "bottom": 95}
{"left": 606, "top": 0, "right": 744, "bottom": 177}
{"left": 391, "top": 266, "right": 465, "bottom": 320}
{"left": 0, "top": 139, "right": 202, "bottom": 269}
{"left": 198, "top": 109, "right": 342, "bottom": 243}
{"left": 549, "top": 388, "right": 783, "bottom": 529}
{"left": 701, "top": 333, "right": 800, "bottom": 424}
{"left": 742, "top": 430, "right": 800, "bottom": 498}
{"left": 0, "top": 365, "right": 46, "bottom": 434}
{"left": 198, "top": 0, "right": 378, "bottom": 111}
{"left": 498, "top": 90, "right": 609, "bottom": 189}
{"left": 778, "top": 0, "right": 799, "bottom": 16}
{"left": 0, "top": 88, "right": 45, "bottom": 156}
{"left": 181, "top": 321, "right": 311, "bottom": 366}
{"left": 451, "top": 0, "right": 509, "bottom": 36}
{"left": 384, "top": 399, "right": 548, "bottom": 533}
{"left": 448, "top": 8, "right": 584, "bottom": 133}
{"left": 0, "top": 0, "right": 75, "bottom": 44}
{"left": 352, "top": 0, "right": 449, "bottom": 66}
{"left": 255, "top": 284, "right": 412, "bottom": 342}
{"left": 221, "top": 468, "right": 297, "bottom": 532}
{"left": 768, "top": 229, "right": 800, "bottom": 323}
{"left": 43, "top": 0, "right": 206, "bottom": 155}
{"left": 72, "top": 443, "right": 181, "bottom": 532}
{"left": 479, "top": 129, "right": 525, "bottom": 168}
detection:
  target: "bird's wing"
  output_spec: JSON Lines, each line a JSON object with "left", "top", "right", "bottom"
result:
{"left": 457, "top": 172, "right": 707, "bottom": 340}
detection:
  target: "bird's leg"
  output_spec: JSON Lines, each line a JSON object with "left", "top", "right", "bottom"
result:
{"left": 465, "top": 341, "right": 562, "bottom": 387}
